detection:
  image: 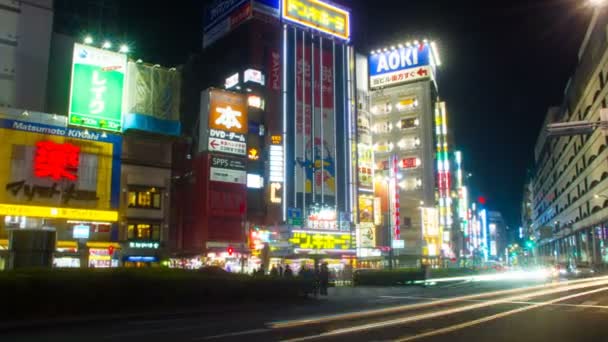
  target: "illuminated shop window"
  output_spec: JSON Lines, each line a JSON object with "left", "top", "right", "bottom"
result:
{"left": 395, "top": 97, "right": 418, "bottom": 112}
{"left": 127, "top": 187, "right": 162, "bottom": 209}
{"left": 127, "top": 223, "right": 161, "bottom": 240}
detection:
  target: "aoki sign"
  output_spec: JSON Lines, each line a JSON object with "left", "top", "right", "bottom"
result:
{"left": 368, "top": 43, "right": 432, "bottom": 89}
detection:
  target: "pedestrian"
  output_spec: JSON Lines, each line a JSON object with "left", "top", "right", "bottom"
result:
{"left": 319, "top": 262, "right": 329, "bottom": 296}
{"left": 270, "top": 265, "right": 278, "bottom": 277}
{"left": 284, "top": 264, "right": 293, "bottom": 277}
{"left": 278, "top": 264, "right": 284, "bottom": 277}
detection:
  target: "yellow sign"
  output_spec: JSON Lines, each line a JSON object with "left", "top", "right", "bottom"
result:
{"left": 270, "top": 182, "right": 282, "bottom": 204}
{"left": 282, "top": 0, "right": 350, "bottom": 40}
{"left": 289, "top": 231, "right": 351, "bottom": 250}
{"left": 0, "top": 203, "right": 118, "bottom": 222}
{"left": 358, "top": 196, "right": 374, "bottom": 223}
{"left": 271, "top": 135, "right": 282, "bottom": 145}
{"left": 248, "top": 148, "right": 259, "bottom": 160}
{"left": 0, "top": 119, "right": 117, "bottom": 211}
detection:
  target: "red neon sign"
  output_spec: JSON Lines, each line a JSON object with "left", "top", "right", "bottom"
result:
{"left": 33, "top": 141, "right": 80, "bottom": 181}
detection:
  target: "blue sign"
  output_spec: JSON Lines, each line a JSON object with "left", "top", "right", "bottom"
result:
{"left": 368, "top": 44, "right": 431, "bottom": 77}
{"left": 125, "top": 256, "right": 159, "bottom": 262}
{"left": 204, "top": 0, "right": 249, "bottom": 32}
{"left": 123, "top": 113, "right": 181, "bottom": 137}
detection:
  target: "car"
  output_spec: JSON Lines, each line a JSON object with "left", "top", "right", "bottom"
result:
{"left": 568, "top": 263, "right": 596, "bottom": 278}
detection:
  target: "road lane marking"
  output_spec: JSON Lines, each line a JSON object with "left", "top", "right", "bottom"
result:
{"left": 270, "top": 276, "right": 608, "bottom": 329}
{"left": 195, "top": 328, "right": 270, "bottom": 340}
{"left": 394, "top": 286, "right": 608, "bottom": 341}
{"left": 279, "top": 278, "right": 608, "bottom": 341}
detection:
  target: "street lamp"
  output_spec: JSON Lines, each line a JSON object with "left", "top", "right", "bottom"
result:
{"left": 102, "top": 41, "right": 112, "bottom": 49}
{"left": 83, "top": 36, "right": 93, "bottom": 45}
{"left": 119, "top": 44, "right": 129, "bottom": 53}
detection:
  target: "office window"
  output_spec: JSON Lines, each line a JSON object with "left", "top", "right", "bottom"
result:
{"left": 127, "top": 223, "right": 161, "bottom": 240}
{"left": 127, "top": 187, "right": 162, "bottom": 209}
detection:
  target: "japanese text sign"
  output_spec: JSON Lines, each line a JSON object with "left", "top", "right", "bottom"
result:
{"left": 208, "top": 89, "right": 248, "bottom": 134}
{"left": 34, "top": 141, "right": 80, "bottom": 181}
{"left": 282, "top": 0, "right": 350, "bottom": 40}
{"left": 69, "top": 43, "right": 126, "bottom": 132}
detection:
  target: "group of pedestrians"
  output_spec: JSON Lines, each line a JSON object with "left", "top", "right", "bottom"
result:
{"left": 260, "top": 262, "right": 331, "bottom": 296}
{"left": 268, "top": 264, "right": 294, "bottom": 277}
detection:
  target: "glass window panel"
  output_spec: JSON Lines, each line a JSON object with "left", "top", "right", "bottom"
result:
{"left": 138, "top": 192, "right": 152, "bottom": 207}
{"left": 128, "top": 192, "right": 137, "bottom": 207}
{"left": 152, "top": 224, "right": 161, "bottom": 240}
{"left": 153, "top": 193, "right": 161, "bottom": 209}
{"left": 137, "top": 224, "right": 151, "bottom": 239}
{"left": 127, "top": 224, "right": 135, "bottom": 239}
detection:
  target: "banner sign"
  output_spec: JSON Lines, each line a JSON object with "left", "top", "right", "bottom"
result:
{"left": 282, "top": 0, "right": 350, "bottom": 40}
{"left": 368, "top": 43, "right": 432, "bottom": 89}
{"left": 210, "top": 155, "right": 246, "bottom": 184}
{"left": 69, "top": 43, "right": 126, "bottom": 132}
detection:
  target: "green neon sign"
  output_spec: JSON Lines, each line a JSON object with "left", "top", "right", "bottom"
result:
{"left": 68, "top": 43, "right": 126, "bottom": 132}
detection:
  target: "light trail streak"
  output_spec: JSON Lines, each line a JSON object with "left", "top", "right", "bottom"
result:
{"left": 269, "top": 275, "right": 608, "bottom": 329}
{"left": 279, "top": 277, "right": 608, "bottom": 341}
{"left": 395, "top": 286, "right": 608, "bottom": 341}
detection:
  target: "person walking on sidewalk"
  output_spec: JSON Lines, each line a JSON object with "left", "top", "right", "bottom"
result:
{"left": 319, "top": 262, "right": 329, "bottom": 296}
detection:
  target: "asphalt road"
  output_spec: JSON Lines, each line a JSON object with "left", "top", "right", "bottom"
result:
{"left": 3, "top": 276, "right": 608, "bottom": 342}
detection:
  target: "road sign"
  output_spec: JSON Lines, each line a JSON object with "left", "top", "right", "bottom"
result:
{"left": 288, "top": 207, "right": 302, "bottom": 226}
{"left": 208, "top": 137, "right": 247, "bottom": 156}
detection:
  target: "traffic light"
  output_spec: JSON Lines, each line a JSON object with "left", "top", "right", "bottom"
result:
{"left": 525, "top": 239, "right": 535, "bottom": 250}
{"left": 227, "top": 246, "right": 234, "bottom": 256}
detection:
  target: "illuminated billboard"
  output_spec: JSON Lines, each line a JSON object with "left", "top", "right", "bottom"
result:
{"left": 289, "top": 230, "right": 352, "bottom": 251}
{"left": 421, "top": 207, "right": 439, "bottom": 237}
{"left": 368, "top": 43, "right": 432, "bottom": 89}
{"left": 0, "top": 116, "right": 122, "bottom": 218}
{"left": 199, "top": 89, "right": 248, "bottom": 156}
{"left": 282, "top": 0, "right": 350, "bottom": 40}
{"left": 68, "top": 43, "right": 127, "bottom": 132}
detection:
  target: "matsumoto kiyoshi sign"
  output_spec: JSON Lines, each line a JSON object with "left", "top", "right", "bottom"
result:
{"left": 69, "top": 43, "right": 127, "bottom": 132}
{"left": 368, "top": 43, "right": 432, "bottom": 89}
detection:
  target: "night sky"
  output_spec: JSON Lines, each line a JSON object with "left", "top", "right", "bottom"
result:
{"left": 55, "top": 0, "right": 592, "bottom": 226}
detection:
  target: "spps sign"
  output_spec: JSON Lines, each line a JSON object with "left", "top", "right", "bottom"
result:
{"left": 368, "top": 43, "right": 432, "bottom": 89}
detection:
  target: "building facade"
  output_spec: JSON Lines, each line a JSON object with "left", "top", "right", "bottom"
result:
{"left": 365, "top": 41, "right": 442, "bottom": 265}
{"left": 172, "top": 0, "right": 356, "bottom": 273}
{"left": 0, "top": 0, "right": 54, "bottom": 112}
{"left": 532, "top": 8, "right": 608, "bottom": 267}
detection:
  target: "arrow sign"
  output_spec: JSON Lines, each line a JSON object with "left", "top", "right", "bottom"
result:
{"left": 417, "top": 68, "right": 428, "bottom": 77}
{"left": 210, "top": 139, "right": 219, "bottom": 149}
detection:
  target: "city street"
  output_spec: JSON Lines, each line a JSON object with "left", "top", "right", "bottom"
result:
{"left": 4, "top": 276, "right": 608, "bottom": 341}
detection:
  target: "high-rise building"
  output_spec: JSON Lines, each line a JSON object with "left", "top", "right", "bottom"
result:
{"left": 174, "top": 0, "right": 356, "bottom": 272}
{"left": 365, "top": 41, "right": 442, "bottom": 265}
{"left": 531, "top": 8, "right": 608, "bottom": 267}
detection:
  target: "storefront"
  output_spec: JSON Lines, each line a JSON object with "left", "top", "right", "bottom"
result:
{"left": 0, "top": 114, "right": 122, "bottom": 268}
{"left": 121, "top": 240, "right": 162, "bottom": 268}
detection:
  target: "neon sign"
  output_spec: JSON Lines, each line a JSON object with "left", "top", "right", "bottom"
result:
{"left": 270, "top": 182, "right": 282, "bottom": 203}
{"left": 289, "top": 231, "right": 351, "bottom": 250}
{"left": 282, "top": 0, "right": 350, "bottom": 40}
{"left": 34, "top": 141, "right": 80, "bottom": 181}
